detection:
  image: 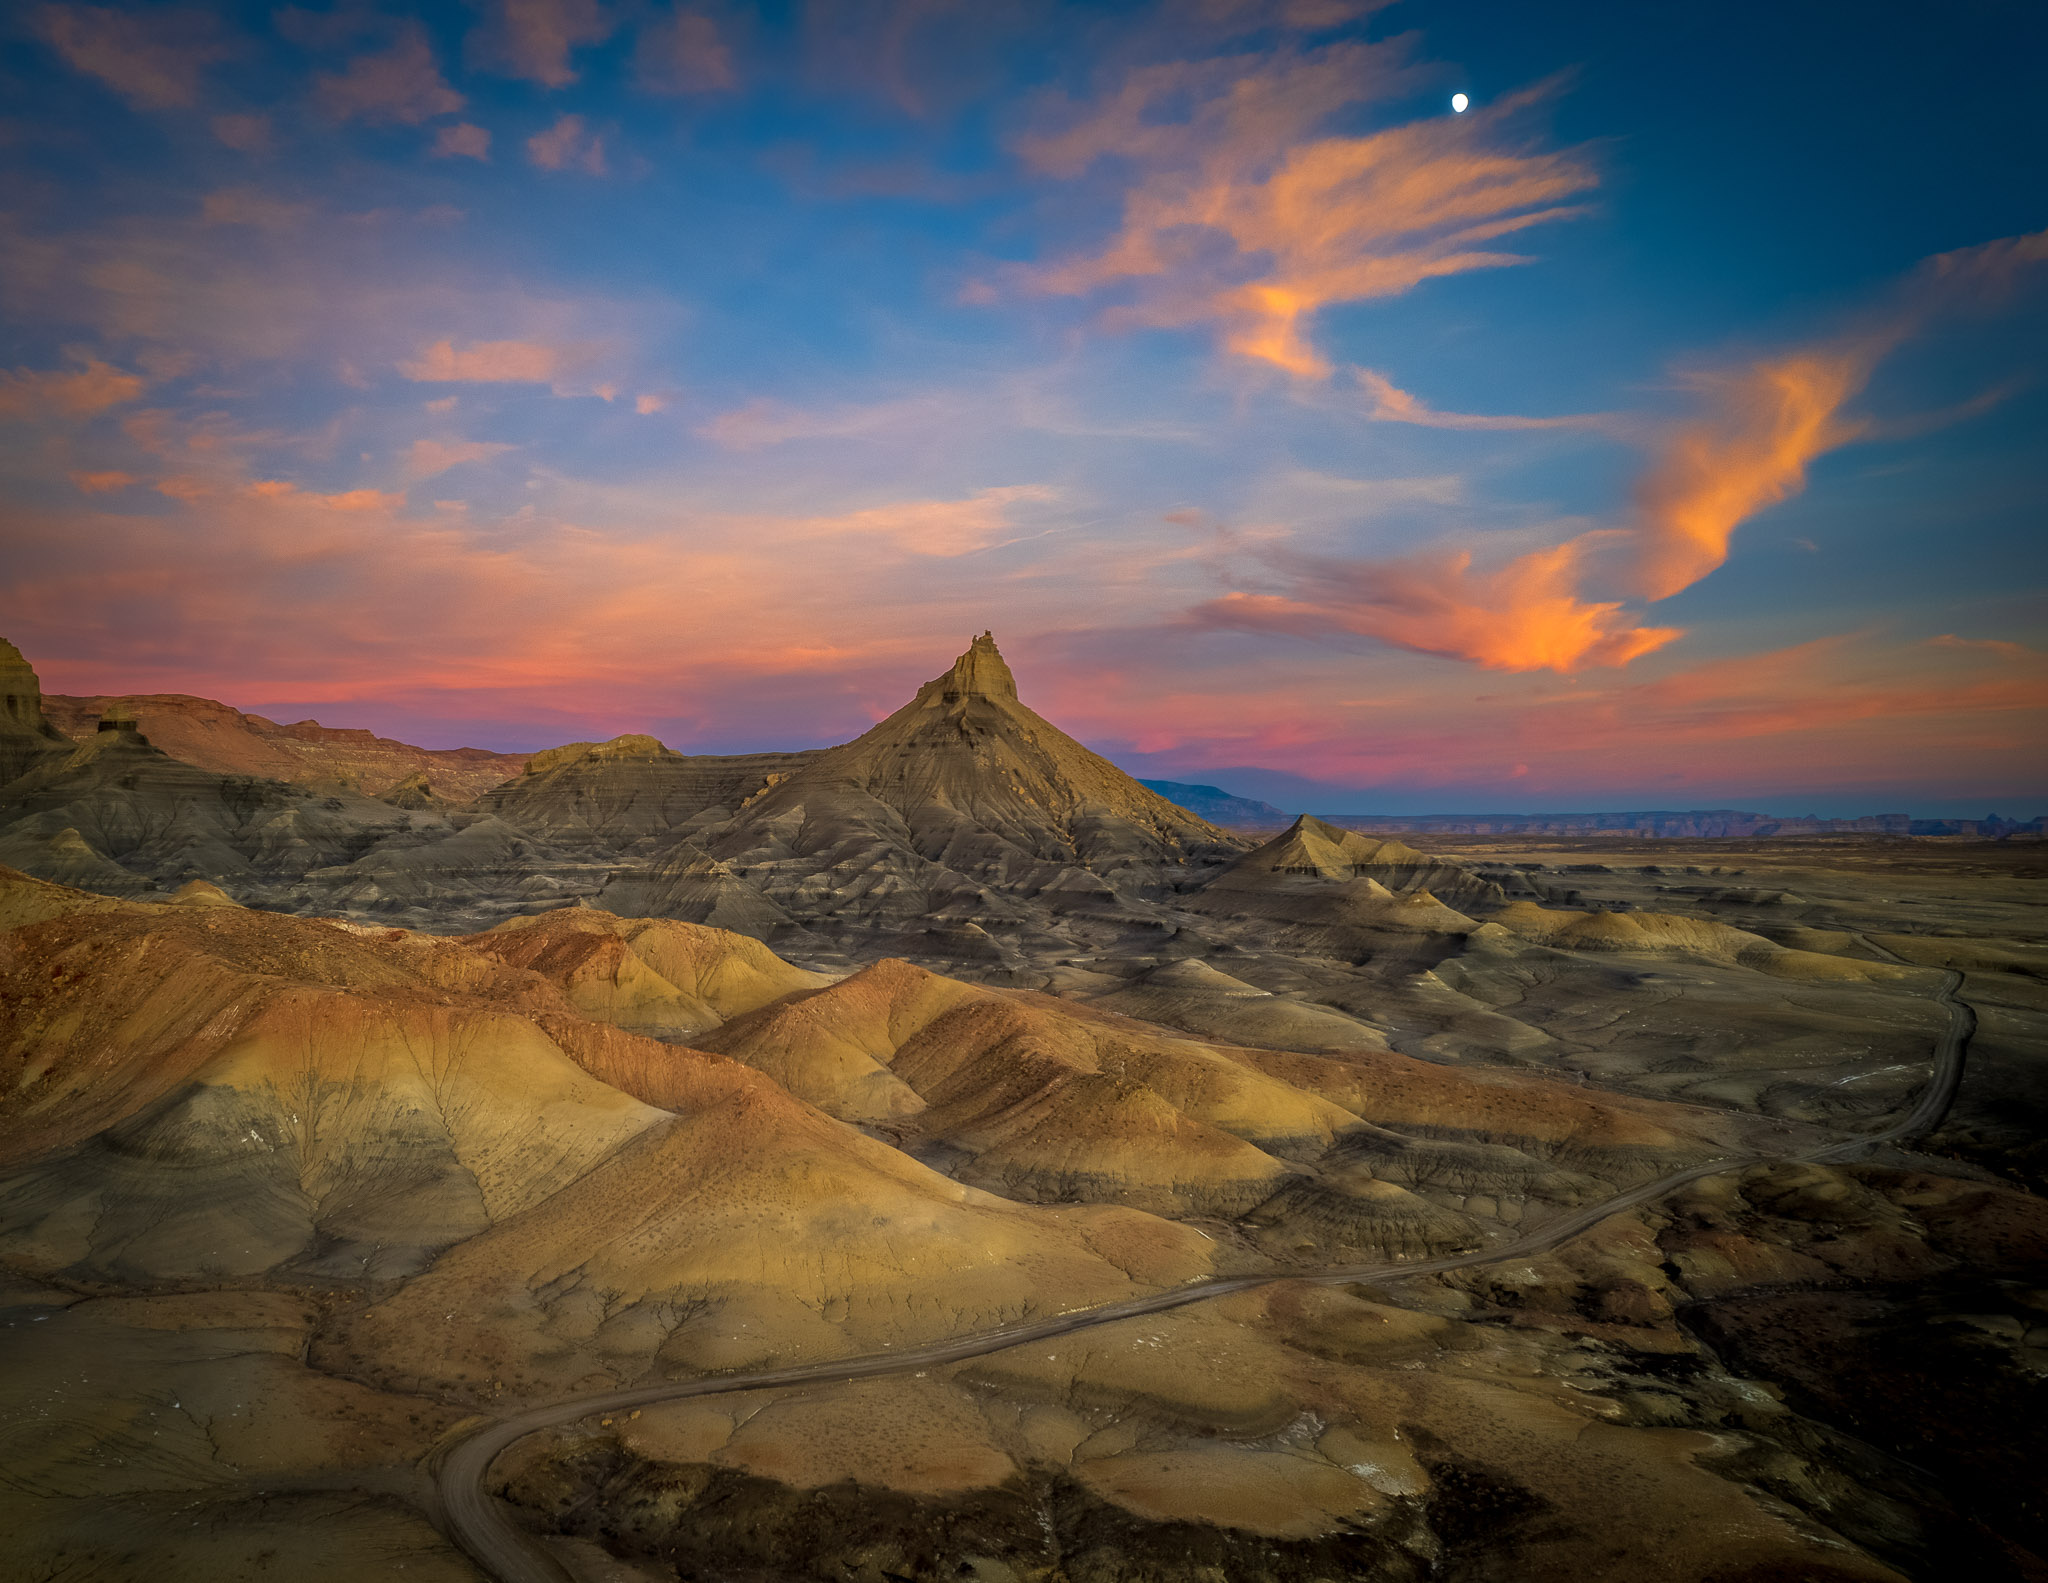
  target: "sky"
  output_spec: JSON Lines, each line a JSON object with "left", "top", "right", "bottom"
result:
{"left": 1, "top": 0, "right": 2043, "bottom": 817}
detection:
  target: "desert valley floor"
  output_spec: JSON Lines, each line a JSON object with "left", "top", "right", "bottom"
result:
{"left": 1, "top": 636, "right": 2042, "bottom": 1583}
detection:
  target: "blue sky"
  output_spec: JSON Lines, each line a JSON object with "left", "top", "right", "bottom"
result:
{"left": 1, "top": 0, "right": 2043, "bottom": 815}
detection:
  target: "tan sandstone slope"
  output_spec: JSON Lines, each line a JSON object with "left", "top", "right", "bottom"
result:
{"left": 43, "top": 691, "right": 528, "bottom": 800}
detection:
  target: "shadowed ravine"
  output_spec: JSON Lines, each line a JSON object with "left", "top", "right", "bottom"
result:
{"left": 433, "top": 960, "right": 1975, "bottom": 1583}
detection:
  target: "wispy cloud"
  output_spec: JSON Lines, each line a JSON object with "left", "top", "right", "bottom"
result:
{"left": 1628, "top": 342, "right": 1882, "bottom": 600}
{"left": 36, "top": 4, "right": 227, "bottom": 110}
{"left": 469, "top": 0, "right": 613, "bottom": 88}
{"left": 1354, "top": 367, "right": 1608, "bottom": 431}
{"left": 68, "top": 469, "right": 136, "bottom": 493}
{"left": 527, "top": 114, "right": 607, "bottom": 175}
{"left": 315, "top": 25, "right": 464, "bottom": 125}
{"left": 636, "top": 9, "right": 734, "bottom": 94}
{"left": 0, "top": 357, "right": 145, "bottom": 420}
{"left": 404, "top": 438, "right": 516, "bottom": 479}
{"left": 398, "top": 338, "right": 603, "bottom": 385}
{"left": 211, "top": 114, "right": 271, "bottom": 153}
{"left": 1019, "top": 49, "right": 1595, "bottom": 377}
{"left": 1194, "top": 537, "right": 1679, "bottom": 673}
{"left": 432, "top": 123, "right": 493, "bottom": 161}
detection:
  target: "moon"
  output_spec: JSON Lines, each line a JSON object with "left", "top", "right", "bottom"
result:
{"left": 1451, "top": 93, "right": 1469, "bottom": 113}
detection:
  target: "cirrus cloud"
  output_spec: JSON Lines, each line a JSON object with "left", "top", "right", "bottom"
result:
{"left": 1019, "top": 47, "right": 1596, "bottom": 377}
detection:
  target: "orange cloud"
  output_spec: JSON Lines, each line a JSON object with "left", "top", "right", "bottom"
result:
{"left": 68, "top": 470, "right": 136, "bottom": 493}
{"left": 315, "top": 25, "right": 464, "bottom": 125}
{"left": 404, "top": 438, "right": 515, "bottom": 479}
{"left": 1020, "top": 50, "right": 1595, "bottom": 376}
{"left": 1622, "top": 229, "right": 2047, "bottom": 604}
{"left": 398, "top": 338, "right": 596, "bottom": 384}
{"left": 1931, "top": 634, "right": 2034, "bottom": 662}
{"left": 0, "top": 358, "right": 146, "bottom": 420}
{"left": 1628, "top": 342, "right": 1882, "bottom": 601}
{"left": 37, "top": 4, "right": 226, "bottom": 109}
{"left": 469, "top": 0, "right": 613, "bottom": 87}
{"left": 527, "top": 114, "right": 607, "bottom": 175}
{"left": 1354, "top": 367, "right": 1605, "bottom": 431}
{"left": 246, "top": 480, "right": 402, "bottom": 511}
{"left": 794, "top": 485, "right": 1059, "bottom": 557}
{"left": 432, "top": 123, "right": 493, "bottom": 161}
{"left": 1195, "top": 537, "right": 1680, "bottom": 673}
{"left": 636, "top": 10, "right": 734, "bottom": 93}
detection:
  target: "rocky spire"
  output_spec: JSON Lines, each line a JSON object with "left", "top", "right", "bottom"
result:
{"left": 938, "top": 631, "right": 1017, "bottom": 702}
{"left": 0, "top": 635, "right": 69, "bottom": 783}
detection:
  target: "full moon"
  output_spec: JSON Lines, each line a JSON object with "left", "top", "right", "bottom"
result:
{"left": 1452, "top": 92, "right": 1469, "bottom": 113}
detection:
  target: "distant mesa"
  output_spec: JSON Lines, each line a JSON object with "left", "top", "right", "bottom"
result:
{"left": 1140, "top": 779, "right": 1291, "bottom": 829}
{"left": 39, "top": 689, "right": 527, "bottom": 802}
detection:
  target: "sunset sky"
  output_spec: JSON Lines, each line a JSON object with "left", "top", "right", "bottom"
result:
{"left": 3, "top": 0, "right": 2043, "bottom": 815}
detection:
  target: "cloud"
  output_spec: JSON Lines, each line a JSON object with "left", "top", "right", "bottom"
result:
{"left": 36, "top": 4, "right": 226, "bottom": 109}
{"left": 697, "top": 395, "right": 929, "bottom": 450}
{"left": 68, "top": 470, "right": 136, "bottom": 493}
{"left": 1019, "top": 48, "right": 1596, "bottom": 376}
{"left": 404, "top": 437, "right": 515, "bottom": 479}
{"left": 246, "top": 480, "right": 402, "bottom": 511}
{"left": 1354, "top": 367, "right": 1606, "bottom": 431}
{"left": 398, "top": 338, "right": 600, "bottom": 384}
{"left": 469, "top": 0, "right": 613, "bottom": 88}
{"left": 1624, "top": 229, "right": 2047, "bottom": 603}
{"left": 1194, "top": 536, "right": 1680, "bottom": 673}
{"left": 1627, "top": 342, "right": 1882, "bottom": 601}
{"left": 211, "top": 114, "right": 271, "bottom": 153}
{"left": 792, "top": 484, "right": 1059, "bottom": 557}
{"left": 1931, "top": 634, "right": 2034, "bottom": 662}
{"left": 636, "top": 8, "right": 734, "bottom": 93}
{"left": 314, "top": 25, "right": 465, "bottom": 125}
{"left": 527, "top": 114, "right": 606, "bottom": 175}
{"left": 634, "top": 392, "right": 667, "bottom": 415}
{"left": 200, "top": 187, "right": 310, "bottom": 229}
{"left": 0, "top": 357, "right": 146, "bottom": 420}
{"left": 432, "top": 122, "right": 493, "bottom": 161}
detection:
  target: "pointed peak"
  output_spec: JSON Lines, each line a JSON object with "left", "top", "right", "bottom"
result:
{"left": 938, "top": 631, "right": 1016, "bottom": 702}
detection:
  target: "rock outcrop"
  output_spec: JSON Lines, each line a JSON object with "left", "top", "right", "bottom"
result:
{"left": 42, "top": 690, "right": 527, "bottom": 801}
{"left": 0, "top": 637, "right": 72, "bottom": 786}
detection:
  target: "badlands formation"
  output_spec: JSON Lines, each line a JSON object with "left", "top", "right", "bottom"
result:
{"left": 0, "top": 632, "right": 2043, "bottom": 1583}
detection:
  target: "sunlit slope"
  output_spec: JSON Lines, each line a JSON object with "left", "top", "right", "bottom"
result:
{"left": 690, "top": 634, "right": 1247, "bottom": 936}
{"left": 0, "top": 870, "right": 668, "bottom": 1281}
{"left": 0, "top": 870, "right": 1215, "bottom": 1394}
{"left": 468, "top": 904, "right": 831, "bottom": 1039}
{"left": 694, "top": 952, "right": 1710, "bottom": 1238}
{"left": 1186, "top": 815, "right": 1505, "bottom": 941}
{"left": 478, "top": 734, "right": 822, "bottom": 851}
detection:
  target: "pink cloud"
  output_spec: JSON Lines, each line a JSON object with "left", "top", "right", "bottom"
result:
{"left": 68, "top": 470, "right": 136, "bottom": 494}
{"left": 1194, "top": 537, "right": 1680, "bottom": 674}
{"left": 315, "top": 25, "right": 464, "bottom": 125}
{"left": 36, "top": 4, "right": 227, "bottom": 109}
{"left": 432, "top": 122, "right": 493, "bottom": 161}
{"left": 404, "top": 438, "right": 515, "bottom": 479}
{"left": 527, "top": 114, "right": 607, "bottom": 175}
{"left": 0, "top": 358, "right": 146, "bottom": 421}
{"left": 211, "top": 114, "right": 271, "bottom": 153}
{"left": 636, "top": 10, "right": 734, "bottom": 94}
{"left": 1019, "top": 50, "right": 1595, "bottom": 377}
{"left": 398, "top": 338, "right": 599, "bottom": 384}
{"left": 470, "top": 0, "right": 613, "bottom": 88}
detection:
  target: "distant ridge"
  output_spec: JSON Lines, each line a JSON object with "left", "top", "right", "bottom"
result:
{"left": 1139, "top": 779, "right": 1291, "bottom": 829}
{"left": 1317, "top": 809, "right": 2046, "bottom": 839}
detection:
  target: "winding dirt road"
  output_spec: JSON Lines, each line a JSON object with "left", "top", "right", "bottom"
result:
{"left": 434, "top": 963, "right": 1974, "bottom": 1583}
